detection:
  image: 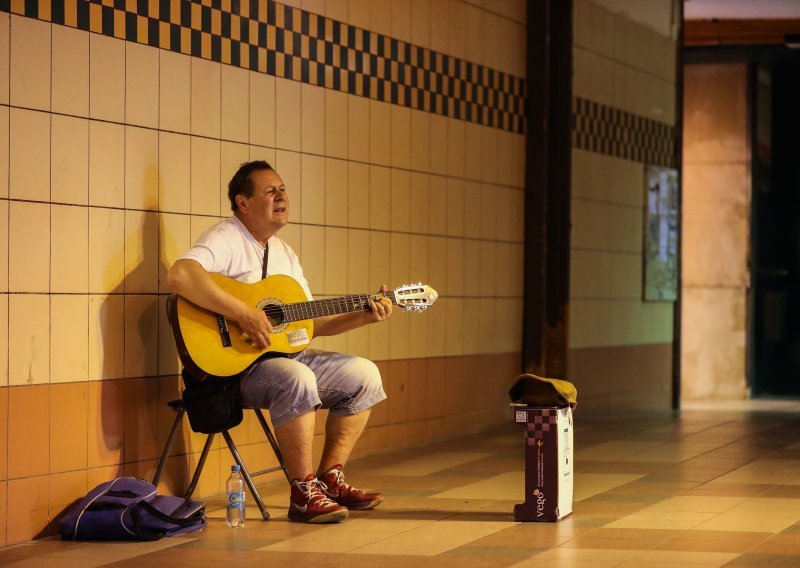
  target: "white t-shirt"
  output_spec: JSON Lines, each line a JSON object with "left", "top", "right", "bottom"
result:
{"left": 179, "top": 216, "right": 313, "bottom": 299}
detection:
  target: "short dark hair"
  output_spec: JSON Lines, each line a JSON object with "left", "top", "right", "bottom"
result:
{"left": 227, "top": 160, "right": 275, "bottom": 211}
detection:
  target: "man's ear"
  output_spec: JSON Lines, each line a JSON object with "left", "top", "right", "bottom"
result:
{"left": 235, "top": 193, "right": 247, "bottom": 211}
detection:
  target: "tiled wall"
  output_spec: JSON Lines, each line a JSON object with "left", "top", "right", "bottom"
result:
{"left": 569, "top": 0, "right": 678, "bottom": 410}
{"left": 0, "top": 0, "right": 526, "bottom": 546}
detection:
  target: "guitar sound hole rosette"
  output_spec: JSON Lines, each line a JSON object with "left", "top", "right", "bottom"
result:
{"left": 258, "top": 298, "right": 289, "bottom": 333}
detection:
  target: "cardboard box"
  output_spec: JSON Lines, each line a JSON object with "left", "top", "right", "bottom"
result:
{"left": 513, "top": 405, "right": 573, "bottom": 522}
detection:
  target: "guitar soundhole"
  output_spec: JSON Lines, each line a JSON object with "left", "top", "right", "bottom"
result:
{"left": 257, "top": 298, "right": 289, "bottom": 333}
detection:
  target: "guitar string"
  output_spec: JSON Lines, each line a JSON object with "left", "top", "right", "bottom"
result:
{"left": 262, "top": 292, "right": 399, "bottom": 324}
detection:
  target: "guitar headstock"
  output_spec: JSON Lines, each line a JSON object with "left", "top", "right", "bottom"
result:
{"left": 393, "top": 283, "right": 438, "bottom": 312}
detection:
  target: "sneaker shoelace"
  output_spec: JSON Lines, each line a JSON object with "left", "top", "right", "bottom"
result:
{"left": 327, "top": 469, "right": 359, "bottom": 497}
{"left": 297, "top": 478, "right": 338, "bottom": 507}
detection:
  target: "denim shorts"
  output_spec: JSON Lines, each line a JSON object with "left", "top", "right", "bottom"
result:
{"left": 239, "top": 349, "right": 387, "bottom": 429}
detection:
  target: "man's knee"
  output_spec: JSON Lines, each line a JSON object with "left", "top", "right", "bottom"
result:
{"left": 347, "top": 357, "right": 383, "bottom": 394}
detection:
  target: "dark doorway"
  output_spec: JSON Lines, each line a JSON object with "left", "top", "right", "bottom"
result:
{"left": 753, "top": 59, "right": 800, "bottom": 396}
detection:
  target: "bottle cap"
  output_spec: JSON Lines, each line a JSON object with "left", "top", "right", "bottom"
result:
{"left": 231, "top": 465, "right": 241, "bottom": 472}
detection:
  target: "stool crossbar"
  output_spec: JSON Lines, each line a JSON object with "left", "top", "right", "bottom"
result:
{"left": 152, "top": 399, "right": 290, "bottom": 520}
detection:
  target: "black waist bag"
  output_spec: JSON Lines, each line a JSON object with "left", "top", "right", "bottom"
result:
{"left": 181, "top": 369, "right": 243, "bottom": 434}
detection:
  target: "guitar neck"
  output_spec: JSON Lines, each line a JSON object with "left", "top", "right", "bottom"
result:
{"left": 280, "top": 292, "right": 397, "bottom": 322}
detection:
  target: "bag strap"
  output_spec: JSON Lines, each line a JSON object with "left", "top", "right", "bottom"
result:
{"left": 137, "top": 499, "right": 204, "bottom": 526}
{"left": 261, "top": 241, "right": 269, "bottom": 280}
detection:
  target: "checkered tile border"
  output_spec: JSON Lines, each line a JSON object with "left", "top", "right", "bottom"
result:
{"left": 1, "top": 0, "right": 526, "bottom": 134}
{"left": 572, "top": 96, "right": 677, "bottom": 168}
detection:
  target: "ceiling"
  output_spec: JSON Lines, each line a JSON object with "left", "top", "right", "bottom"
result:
{"left": 685, "top": 0, "right": 800, "bottom": 21}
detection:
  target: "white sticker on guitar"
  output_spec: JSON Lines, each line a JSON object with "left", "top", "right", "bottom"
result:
{"left": 286, "top": 328, "right": 310, "bottom": 347}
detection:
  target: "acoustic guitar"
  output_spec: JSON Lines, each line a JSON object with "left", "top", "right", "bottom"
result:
{"left": 167, "top": 273, "right": 438, "bottom": 377}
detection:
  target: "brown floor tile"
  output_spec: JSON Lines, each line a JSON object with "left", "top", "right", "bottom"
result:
{"left": 653, "top": 530, "right": 771, "bottom": 553}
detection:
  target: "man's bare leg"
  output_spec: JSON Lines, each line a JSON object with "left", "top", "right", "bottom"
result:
{"left": 274, "top": 411, "right": 316, "bottom": 481}
{"left": 317, "top": 410, "right": 371, "bottom": 475}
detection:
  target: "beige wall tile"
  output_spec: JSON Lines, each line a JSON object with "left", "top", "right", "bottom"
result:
{"left": 220, "top": 141, "right": 250, "bottom": 213}
{"left": 570, "top": 298, "right": 674, "bottom": 349}
{"left": 478, "top": 182, "right": 498, "bottom": 240}
{"left": 160, "top": 50, "right": 191, "bottom": 133}
{"left": 10, "top": 108, "right": 50, "bottom": 201}
{"left": 369, "top": 165, "right": 391, "bottom": 230}
{"left": 88, "top": 294, "right": 125, "bottom": 380}
{"left": 125, "top": 126, "right": 159, "bottom": 210}
{"left": 8, "top": 384, "right": 49, "bottom": 476}
{"left": 391, "top": 105, "right": 411, "bottom": 169}
{"left": 325, "top": 227, "right": 348, "bottom": 294}
{"left": 88, "top": 207, "right": 125, "bottom": 294}
{"left": 463, "top": 181, "right": 480, "bottom": 238}
{"left": 348, "top": 162, "right": 370, "bottom": 228}
{"left": 7, "top": 475, "right": 48, "bottom": 545}
{"left": 275, "top": 150, "right": 302, "bottom": 221}
{"left": 301, "top": 153, "right": 326, "bottom": 224}
{"left": 429, "top": 114, "right": 448, "bottom": 176}
{"left": 125, "top": 41, "right": 158, "bottom": 128}
{"left": 463, "top": 235, "right": 480, "bottom": 296}
{"left": 571, "top": 199, "right": 642, "bottom": 253}
{"left": 191, "top": 57, "right": 221, "bottom": 138}
{"left": 125, "top": 296, "right": 159, "bottom": 379}
{"left": 409, "top": 172, "right": 430, "bottom": 234}
{"left": 447, "top": 119, "right": 465, "bottom": 178}
{"left": 276, "top": 78, "right": 302, "bottom": 150}
{"left": 347, "top": 228, "right": 371, "bottom": 292}
{"left": 51, "top": 204, "right": 88, "bottom": 293}
{"left": 87, "top": 379, "right": 124, "bottom": 465}
{"left": 410, "top": 109, "right": 430, "bottom": 173}
{"left": 0, "top": 13, "right": 7, "bottom": 106}
{"left": 478, "top": 241, "right": 495, "bottom": 297}
{"left": 390, "top": 168, "right": 410, "bottom": 232}
{"left": 10, "top": 15, "right": 50, "bottom": 110}
{"left": 303, "top": 0, "right": 325, "bottom": 14}
{"left": 463, "top": 123, "right": 482, "bottom": 182}
{"left": 0, "top": 200, "right": 6, "bottom": 291}
{"left": 51, "top": 115, "right": 88, "bottom": 205}
{"left": 465, "top": 4, "right": 483, "bottom": 65}
{"left": 125, "top": 210, "right": 159, "bottom": 294}
{"left": 250, "top": 72, "right": 276, "bottom": 148}
{"left": 49, "top": 469, "right": 88, "bottom": 522}
{"left": 51, "top": 295, "right": 89, "bottom": 384}
{"left": 429, "top": 176, "right": 447, "bottom": 235}
{"left": 428, "top": 236, "right": 447, "bottom": 297}
{"left": 158, "top": 298, "right": 181, "bottom": 377}
{"left": 158, "top": 132, "right": 190, "bottom": 214}
{"left": 495, "top": 130, "right": 513, "bottom": 187}
{"left": 410, "top": 0, "right": 431, "bottom": 48}
{"left": 301, "top": 225, "right": 325, "bottom": 294}
{"left": 158, "top": 213, "right": 191, "bottom": 295}
{"left": 190, "top": 215, "right": 220, "bottom": 243}
{"left": 479, "top": 126, "right": 497, "bottom": 183}
{"left": 9, "top": 200, "right": 49, "bottom": 293}
{"left": 49, "top": 383, "right": 88, "bottom": 472}
{"left": 446, "top": 178, "right": 465, "bottom": 237}
{"left": 571, "top": 249, "right": 641, "bottom": 300}
{"left": 190, "top": 137, "right": 221, "bottom": 216}
{"left": 446, "top": 237, "right": 464, "bottom": 297}
{"left": 370, "top": 0, "right": 391, "bottom": 36}
{"left": 52, "top": 25, "right": 88, "bottom": 116}
{"left": 221, "top": 64, "right": 249, "bottom": 143}
{"left": 325, "top": 158, "right": 348, "bottom": 226}
{"left": 0, "top": 107, "right": 6, "bottom": 198}
{"left": 430, "top": 0, "right": 448, "bottom": 54}
{"left": 348, "top": 95, "right": 370, "bottom": 162}
{"left": 370, "top": 100, "right": 391, "bottom": 166}
{"left": 390, "top": 231, "right": 411, "bottom": 293}
{"left": 409, "top": 233, "right": 430, "bottom": 285}
{"left": 89, "top": 34, "right": 125, "bottom": 121}
{"left": 326, "top": 0, "right": 348, "bottom": 20}
{"left": 0, "top": 388, "right": 6, "bottom": 477}
{"left": 325, "top": 89, "right": 348, "bottom": 159}
{"left": 301, "top": 83, "right": 325, "bottom": 154}
{"left": 89, "top": 121, "right": 124, "bottom": 208}
{"left": 250, "top": 145, "right": 277, "bottom": 167}
{"left": 447, "top": 0, "right": 466, "bottom": 60}
{"left": 348, "top": 0, "right": 371, "bottom": 29}
{"left": 9, "top": 295, "right": 49, "bottom": 385}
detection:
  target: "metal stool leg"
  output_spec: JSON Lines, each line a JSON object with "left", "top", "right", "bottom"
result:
{"left": 153, "top": 407, "right": 185, "bottom": 487}
{"left": 253, "top": 408, "right": 291, "bottom": 483}
{"left": 222, "top": 431, "right": 271, "bottom": 520}
{"left": 183, "top": 433, "right": 215, "bottom": 501}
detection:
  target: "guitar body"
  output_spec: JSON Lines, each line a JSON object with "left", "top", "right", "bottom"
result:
{"left": 170, "top": 273, "right": 314, "bottom": 377}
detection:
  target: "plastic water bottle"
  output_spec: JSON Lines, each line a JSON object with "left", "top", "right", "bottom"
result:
{"left": 226, "top": 465, "right": 245, "bottom": 527}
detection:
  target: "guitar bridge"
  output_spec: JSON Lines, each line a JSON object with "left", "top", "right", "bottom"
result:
{"left": 216, "top": 315, "right": 232, "bottom": 347}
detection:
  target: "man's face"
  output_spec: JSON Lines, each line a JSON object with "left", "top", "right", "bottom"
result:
{"left": 240, "top": 168, "right": 289, "bottom": 231}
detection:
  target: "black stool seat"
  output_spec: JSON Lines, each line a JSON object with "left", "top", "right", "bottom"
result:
{"left": 153, "top": 398, "right": 290, "bottom": 520}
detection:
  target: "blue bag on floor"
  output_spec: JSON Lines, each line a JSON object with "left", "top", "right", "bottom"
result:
{"left": 60, "top": 477, "right": 206, "bottom": 541}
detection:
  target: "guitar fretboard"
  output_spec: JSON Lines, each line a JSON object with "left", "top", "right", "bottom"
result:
{"left": 265, "top": 292, "right": 397, "bottom": 323}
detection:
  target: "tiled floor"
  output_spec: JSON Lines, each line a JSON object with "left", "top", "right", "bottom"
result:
{"left": 2, "top": 402, "right": 800, "bottom": 567}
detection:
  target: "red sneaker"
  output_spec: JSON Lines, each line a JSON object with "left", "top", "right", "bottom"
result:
{"left": 288, "top": 475, "right": 349, "bottom": 523}
{"left": 318, "top": 465, "right": 384, "bottom": 510}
